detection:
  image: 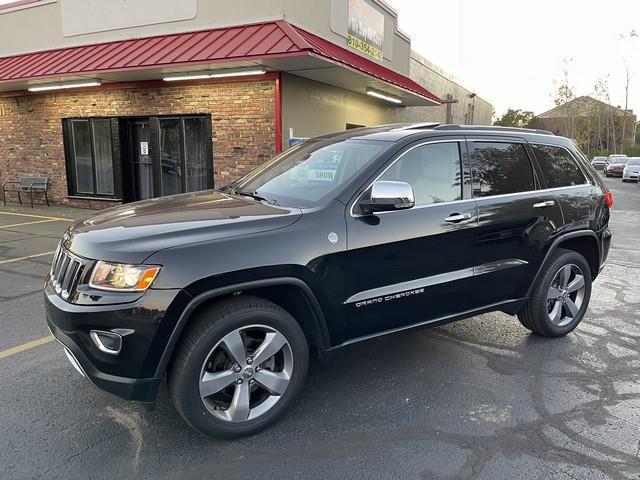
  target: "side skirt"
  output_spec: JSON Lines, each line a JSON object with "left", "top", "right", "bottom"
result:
{"left": 324, "top": 298, "right": 528, "bottom": 353}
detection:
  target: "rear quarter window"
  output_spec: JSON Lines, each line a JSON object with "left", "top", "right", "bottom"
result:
{"left": 531, "top": 145, "right": 587, "bottom": 188}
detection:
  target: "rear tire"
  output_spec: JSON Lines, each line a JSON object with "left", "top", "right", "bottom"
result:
{"left": 168, "top": 296, "right": 309, "bottom": 438}
{"left": 517, "top": 249, "right": 592, "bottom": 337}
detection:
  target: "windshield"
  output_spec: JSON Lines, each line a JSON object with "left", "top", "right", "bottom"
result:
{"left": 225, "top": 138, "right": 390, "bottom": 208}
{"left": 627, "top": 158, "right": 640, "bottom": 165}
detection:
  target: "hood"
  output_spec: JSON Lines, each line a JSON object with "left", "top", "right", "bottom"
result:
{"left": 64, "top": 190, "right": 302, "bottom": 264}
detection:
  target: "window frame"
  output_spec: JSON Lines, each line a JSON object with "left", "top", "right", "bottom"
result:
{"left": 62, "top": 117, "right": 121, "bottom": 200}
{"left": 350, "top": 137, "right": 473, "bottom": 217}
{"left": 467, "top": 137, "right": 541, "bottom": 199}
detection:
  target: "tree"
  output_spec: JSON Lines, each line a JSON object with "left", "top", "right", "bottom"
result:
{"left": 619, "top": 30, "right": 638, "bottom": 151}
{"left": 493, "top": 109, "right": 536, "bottom": 128}
{"left": 551, "top": 58, "right": 576, "bottom": 139}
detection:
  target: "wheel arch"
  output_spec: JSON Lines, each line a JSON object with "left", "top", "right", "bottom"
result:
{"left": 154, "top": 277, "right": 331, "bottom": 378}
{"left": 526, "top": 231, "right": 600, "bottom": 298}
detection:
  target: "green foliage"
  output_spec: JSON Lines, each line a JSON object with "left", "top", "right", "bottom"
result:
{"left": 493, "top": 109, "right": 537, "bottom": 129}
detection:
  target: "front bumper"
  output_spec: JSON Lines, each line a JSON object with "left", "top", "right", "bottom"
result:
{"left": 49, "top": 322, "right": 162, "bottom": 401}
{"left": 45, "top": 281, "right": 188, "bottom": 402}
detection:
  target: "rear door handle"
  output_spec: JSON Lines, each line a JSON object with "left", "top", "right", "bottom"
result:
{"left": 445, "top": 213, "right": 473, "bottom": 223}
{"left": 533, "top": 200, "right": 555, "bottom": 208}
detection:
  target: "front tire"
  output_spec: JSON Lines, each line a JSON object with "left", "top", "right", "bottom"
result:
{"left": 517, "top": 249, "right": 592, "bottom": 337}
{"left": 168, "top": 296, "right": 309, "bottom": 438}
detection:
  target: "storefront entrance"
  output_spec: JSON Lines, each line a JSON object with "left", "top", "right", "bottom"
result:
{"left": 62, "top": 114, "right": 213, "bottom": 203}
{"left": 124, "top": 116, "right": 213, "bottom": 201}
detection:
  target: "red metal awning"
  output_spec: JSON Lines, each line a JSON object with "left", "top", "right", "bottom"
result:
{"left": 0, "top": 20, "right": 440, "bottom": 105}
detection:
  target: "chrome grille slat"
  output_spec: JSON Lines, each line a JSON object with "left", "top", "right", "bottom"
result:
{"left": 55, "top": 256, "right": 71, "bottom": 293}
{"left": 67, "top": 265, "right": 85, "bottom": 296}
{"left": 61, "top": 260, "right": 79, "bottom": 296}
{"left": 52, "top": 245, "right": 64, "bottom": 278}
{"left": 49, "top": 246, "right": 88, "bottom": 301}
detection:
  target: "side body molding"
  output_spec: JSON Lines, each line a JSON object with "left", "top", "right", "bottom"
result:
{"left": 525, "top": 230, "right": 600, "bottom": 298}
{"left": 153, "top": 277, "right": 331, "bottom": 378}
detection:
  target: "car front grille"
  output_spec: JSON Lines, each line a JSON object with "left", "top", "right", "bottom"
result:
{"left": 49, "top": 244, "right": 88, "bottom": 300}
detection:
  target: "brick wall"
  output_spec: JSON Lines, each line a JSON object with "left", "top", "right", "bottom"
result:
{"left": 0, "top": 78, "right": 277, "bottom": 207}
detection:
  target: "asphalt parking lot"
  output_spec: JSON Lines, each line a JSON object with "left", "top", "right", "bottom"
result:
{"left": 1, "top": 175, "right": 639, "bottom": 480}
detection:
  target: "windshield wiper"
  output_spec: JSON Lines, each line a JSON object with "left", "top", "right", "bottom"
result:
{"left": 233, "top": 189, "right": 278, "bottom": 206}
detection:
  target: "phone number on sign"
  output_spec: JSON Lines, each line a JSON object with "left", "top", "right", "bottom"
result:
{"left": 347, "top": 34, "right": 383, "bottom": 61}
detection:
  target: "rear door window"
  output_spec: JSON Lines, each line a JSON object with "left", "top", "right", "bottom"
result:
{"left": 471, "top": 142, "right": 535, "bottom": 197}
{"left": 531, "top": 145, "right": 587, "bottom": 188}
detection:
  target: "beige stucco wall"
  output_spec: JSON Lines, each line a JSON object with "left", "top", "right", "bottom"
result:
{"left": 0, "top": 0, "right": 411, "bottom": 74}
{"left": 398, "top": 52, "right": 494, "bottom": 125}
{"left": 281, "top": 73, "right": 399, "bottom": 146}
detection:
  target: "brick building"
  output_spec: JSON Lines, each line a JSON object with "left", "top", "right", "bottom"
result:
{"left": 0, "top": 0, "right": 492, "bottom": 207}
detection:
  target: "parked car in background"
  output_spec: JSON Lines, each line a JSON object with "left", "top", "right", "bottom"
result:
{"left": 591, "top": 156, "right": 608, "bottom": 170}
{"left": 605, "top": 155, "right": 629, "bottom": 177}
{"left": 622, "top": 157, "right": 640, "bottom": 182}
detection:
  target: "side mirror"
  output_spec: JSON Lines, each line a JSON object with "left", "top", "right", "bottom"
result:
{"left": 360, "top": 181, "right": 415, "bottom": 214}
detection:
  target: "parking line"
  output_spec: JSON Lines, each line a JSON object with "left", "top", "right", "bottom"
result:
{"left": 0, "top": 219, "right": 60, "bottom": 229}
{"left": 0, "top": 211, "right": 72, "bottom": 222}
{"left": 0, "top": 336, "right": 54, "bottom": 360}
{"left": 0, "top": 250, "right": 56, "bottom": 265}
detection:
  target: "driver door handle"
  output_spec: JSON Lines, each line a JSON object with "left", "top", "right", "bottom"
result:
{"left": 445, "top": 213, "right": 472, "bottom": 223}
{"left": 533, "top": 200, "right": 555, "bottom": 208}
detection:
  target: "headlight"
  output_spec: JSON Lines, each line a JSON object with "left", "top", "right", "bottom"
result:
{"left": 89, "top": 261, "right": 161, "bottom": 292}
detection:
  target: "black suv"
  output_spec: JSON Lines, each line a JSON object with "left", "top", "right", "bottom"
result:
{"left": 45, "top": 124, "right": 612, "bottom": 437}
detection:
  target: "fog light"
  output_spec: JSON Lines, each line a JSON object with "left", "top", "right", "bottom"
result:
{"left": 90, "top": 330, "right": 123, "bottom": 355}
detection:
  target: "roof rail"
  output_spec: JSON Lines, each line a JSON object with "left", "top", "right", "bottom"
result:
{"left": 433, "top": 125, "right": 555, "bottom": 136}
{"left": 389, "top": 122, "right": 441, "bottom": 131}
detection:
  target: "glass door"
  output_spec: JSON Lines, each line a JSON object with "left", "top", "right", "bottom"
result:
{"left": 125, "top": 116, "right": 212, "bottom": 201}
{"left": 159, "top": 118, "right": 184, "bottom": 196}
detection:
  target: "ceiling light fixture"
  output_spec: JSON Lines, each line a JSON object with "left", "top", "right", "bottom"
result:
{"left": 163, "top": 68, "right": 267, "bottom": 82}
{"left": 28, "top": 80, "right": 102, "bottom": 92}
{"left": 366, "top": 88, "right": 402, "bottom": 104}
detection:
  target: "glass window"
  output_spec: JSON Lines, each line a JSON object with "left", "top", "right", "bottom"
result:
{"left": 229, "top": 139, "right": 389, "bottom": 208}
{"left": 159, "top": 119, "right": 183, "bottom": 196}
{"left": 71, "top": 120, "right": 94, "bottom": 194}
{"left": 184, "top": 118, "right": 208, "bottom": 191}
{"left": 472, "top": 143, "right": 535, "bottom": 197}
{"left": 91, "top": 120, "right": 114, "bottom": 195}
{"left": 531, "top": 145, "right": 587, "bottom": 188}
{"left": 379, "top": 143, "right": 462, "bottom": 205}
{"left": 66, "top": 118, "right": 116, "bottom": 197}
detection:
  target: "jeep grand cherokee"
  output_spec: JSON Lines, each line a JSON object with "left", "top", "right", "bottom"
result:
{"left": 45, "top": 124, "right": 612, "bottom": 437}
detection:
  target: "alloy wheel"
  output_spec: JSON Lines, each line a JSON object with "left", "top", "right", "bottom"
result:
{"left": 199, "top": 324, "right": 293, "bottom": 422}
{"left": 546, "top": 264, "right": 586, "bottom": 327}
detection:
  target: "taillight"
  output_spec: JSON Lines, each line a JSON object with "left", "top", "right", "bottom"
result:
{"left": 603, "top": 191, "right": 613, "bottom": 208}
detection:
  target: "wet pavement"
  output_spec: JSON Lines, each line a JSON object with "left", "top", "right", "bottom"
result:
{"left": 0, "top": 175, "right": 639, "bottom": 480}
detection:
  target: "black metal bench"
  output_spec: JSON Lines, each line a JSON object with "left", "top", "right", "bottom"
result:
{"left": 2, "top": 176, "right": 50, "bottom": 208}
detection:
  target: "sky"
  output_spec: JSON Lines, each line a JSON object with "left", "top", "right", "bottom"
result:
{"left": 387, "top": 0, "right": 640, "bottom": 119}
